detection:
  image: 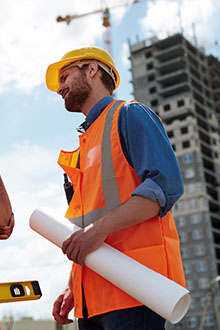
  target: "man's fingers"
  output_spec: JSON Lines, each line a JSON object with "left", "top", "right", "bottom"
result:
{"left": 63, "top": 240, "right": 77, "bottom": 260}
{"left": 52, "top": 299, "right": 65, "bottom": 324}
{"left": 62, "top": 234, "right": 81, "bottom": 263}
{"left": 53, "top": 312, "right": 72, "bottom": 324}
{"left": 76, "top": 249, "right": 86, "bottom": 266}
{"left": 62, "top": 235, "right": 73, "bottom": 253}
{"left": 52, "top": 295, "right": 73, "bottom": 324}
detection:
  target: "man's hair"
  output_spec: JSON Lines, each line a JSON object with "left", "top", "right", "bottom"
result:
{"left": 98, "top": 66, "right": 114, "bottom": 95}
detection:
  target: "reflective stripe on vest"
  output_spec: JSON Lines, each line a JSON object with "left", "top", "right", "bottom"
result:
{"left": 68, "top": 100, "right": 124, "bottom": 228}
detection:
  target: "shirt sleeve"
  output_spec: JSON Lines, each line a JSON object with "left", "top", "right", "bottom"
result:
{"left": 118, "top": 102, "right": 184, "bottom": 217}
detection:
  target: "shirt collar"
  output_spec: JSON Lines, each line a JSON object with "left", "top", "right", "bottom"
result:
{"left": 77, "top": 96, "right": 114, "bottom": 133}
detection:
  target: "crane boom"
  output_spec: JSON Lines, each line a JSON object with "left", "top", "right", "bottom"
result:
{"left": 56, "top": 1, "right": 139, "bottom": 24}
{"left": 56, "top": 8, "right": 104, "bottom": 24}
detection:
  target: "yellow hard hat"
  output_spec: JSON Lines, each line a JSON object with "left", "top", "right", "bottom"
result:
{"left": 46, "top": 46, "right": 120, "bottom": 92}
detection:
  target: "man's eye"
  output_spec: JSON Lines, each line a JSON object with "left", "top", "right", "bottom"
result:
{"left": 60, "top": 75, "right": 67, "bottom": 83}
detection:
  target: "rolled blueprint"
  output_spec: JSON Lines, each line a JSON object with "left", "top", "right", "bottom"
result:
{"left": 29, "top": 209, "right": 191, "bottom": 324}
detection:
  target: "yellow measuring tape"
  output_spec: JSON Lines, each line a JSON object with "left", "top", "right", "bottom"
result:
{"left": 0, "top": 281, "right": 42, "bottom": 303}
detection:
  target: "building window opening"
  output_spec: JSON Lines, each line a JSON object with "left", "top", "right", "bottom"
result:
{"left": 182, "top": 153, "right": 193, "bottom": 164}
{"left": 196, "top": 260, "right": 208, "bottom": 272}
{"left": 167, "top": 130, "right": 174, "bottom": 138}
{"left": 177, "top": 99, "right": 185, "bottom": 107}
{"left": 192, "top": 229, "right": 203, "bottom": 240}
{"left": 147, "top": 62, "right": 154, "bottom": 70}
{"left": 145, "top": 51, "right": 152, "bottom": 58}
{"left": 164, "top": 104, "right": 171, "bottom": 111}
{"left": 181, "top": 126, "right": 188, "bottom": 134}
{"left": 148, "top": 74, "right": 155, "bottom": 81}
{"left": 184, "top": 168, "right": 195, "bottom": 179}
{"left": 193, "top": 244, "right": 206, "bottom": 256}
{"left": 151, "top": 99, "right": 158, "bottom": 107}
{"left": 186, "top": 316, "right": 198, "bottom": 328}
{"left": 182, "top": 140, "right": 190, "bottom": 148}
{"left": 149, "top": 86, "right": 157, "bottom": 94}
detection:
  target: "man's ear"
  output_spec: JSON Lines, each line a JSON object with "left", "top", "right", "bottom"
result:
{"left": 88, "top": 62, "right": 99, "bottom": 77}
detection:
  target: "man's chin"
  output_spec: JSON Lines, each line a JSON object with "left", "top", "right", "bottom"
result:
{"left": 65, "top": 102, "right": 82, "bottom": 113}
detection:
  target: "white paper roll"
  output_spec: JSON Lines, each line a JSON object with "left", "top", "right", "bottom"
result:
{"left": 29, "top": 209, "right": 190, "bottom": 324}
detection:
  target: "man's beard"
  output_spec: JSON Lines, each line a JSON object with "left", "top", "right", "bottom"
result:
{"left": 64, "top": 73, "right": 91, "bottom": 112}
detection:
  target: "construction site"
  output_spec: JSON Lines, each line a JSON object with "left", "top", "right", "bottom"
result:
{"left": 1, "top": 1, "right": 220, "bottom": 329}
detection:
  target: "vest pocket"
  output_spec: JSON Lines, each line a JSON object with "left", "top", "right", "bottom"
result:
{"left": 124, "top": 245, "right": 168, "bottom": 278}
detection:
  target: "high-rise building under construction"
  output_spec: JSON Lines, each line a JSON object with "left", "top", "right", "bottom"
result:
{"left": 129, "top": 33, "right": 220, "bottom": 329}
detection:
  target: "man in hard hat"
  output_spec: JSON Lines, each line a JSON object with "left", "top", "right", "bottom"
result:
{"left": 46, "top": 47, "right": 185, "bottom": 330}
{"left": 0, "top": 176, "right": 14, "bottom": 239}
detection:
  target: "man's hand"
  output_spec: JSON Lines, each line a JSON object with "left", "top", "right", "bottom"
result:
{"left": 0, "top": 176, "right": 12, "bottom": 227}
{"left": 0, "top": 176, "right": 14, "bottom": 239}
{"left": 62, "top": 222, "right": 107, "bottom": 266}
{"left": 52, "top": 286, "right": 74, "bottom": 324}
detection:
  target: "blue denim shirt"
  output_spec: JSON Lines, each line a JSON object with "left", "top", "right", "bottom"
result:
{"left": 82, "top": 96, "right": 184, "bottom": 217}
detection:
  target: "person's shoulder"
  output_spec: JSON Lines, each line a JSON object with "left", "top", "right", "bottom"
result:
{"left": 120, "top": 100, "right": 160, "bottom": 121}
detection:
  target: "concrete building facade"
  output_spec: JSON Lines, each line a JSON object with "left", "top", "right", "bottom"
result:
{"left": 129, "top": 33, "right": 220, "bottom": 329}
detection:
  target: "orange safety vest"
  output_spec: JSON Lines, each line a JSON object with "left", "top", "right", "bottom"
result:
{"left": 58, "top": 100, "right": 186, "bottom": 318}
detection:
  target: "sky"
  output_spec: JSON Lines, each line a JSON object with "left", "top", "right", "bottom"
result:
{"left": 0, "top": 0, "right": 220, "bottom": 321}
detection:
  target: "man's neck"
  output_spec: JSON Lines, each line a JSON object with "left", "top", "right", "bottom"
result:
{"left": 81, "top": 89, "right": 111, "bottom": 116}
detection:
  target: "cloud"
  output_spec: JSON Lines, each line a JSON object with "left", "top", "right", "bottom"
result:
{"left": 1, "top": 141, "right": 56, "bottom": 181}
{"left": 0, "top": 0, "right": 133, "bottom": 94}
{"left": 0, "top": 142, "right": 71, "bottom": 319}
{"left": 0, "top": 1, "right": 101, "bottom": 93}
{"left": 140, "top": 0, "right": 180, "bottom": 39}
{"left": 181, "top": 0, "right": 214, "bottom": 41}
{"left": 0, "top": 140, "right": 68, "bottom": 231}
{"left": 121, "top": 42, "right": 130, "bottom": 67}
{"left": 111, "top": 6, "right": 127, "bottom": 24}
{"left": 140, "top": 0, "right": 216, "bottom": 48}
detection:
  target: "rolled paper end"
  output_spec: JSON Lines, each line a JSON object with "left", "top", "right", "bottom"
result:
{"left": 170, "top": 292, "right": 191, "bottom": 324}
{"left": 29, "top": 209, "right": 74, "bottom": 248}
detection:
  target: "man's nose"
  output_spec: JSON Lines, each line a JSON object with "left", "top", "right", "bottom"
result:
{"left": 57, "top": 86, "right": 62, "bottom": 95}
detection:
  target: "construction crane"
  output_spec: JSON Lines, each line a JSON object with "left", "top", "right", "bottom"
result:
{"left": 56, "top": 0, "right": 140, "bottom": 54}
